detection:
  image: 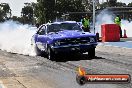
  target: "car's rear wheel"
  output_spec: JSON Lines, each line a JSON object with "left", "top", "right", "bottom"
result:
{"left": 47, "top": 47, "right": 55, "bottom": 60}
{"left": 88, "top": 48, "right": 95, "bottom": 58}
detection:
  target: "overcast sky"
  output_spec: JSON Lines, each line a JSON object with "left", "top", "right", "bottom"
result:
{"left": 0, "top": 0, "right": 132, "bottom": 17}
{"left": 0, "top": 0, "right": 37, "bottom": 16}
{"left": 100, "top": 0, "right": 132, "bottom": 4}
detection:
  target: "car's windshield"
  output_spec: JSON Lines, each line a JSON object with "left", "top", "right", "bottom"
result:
{"left": 47, "top": 23, "right": 82, "bottom": 33}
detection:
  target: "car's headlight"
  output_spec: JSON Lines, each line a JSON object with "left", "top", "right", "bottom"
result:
{"left": 89, "top": 37, "right": 95, "bottom": 43}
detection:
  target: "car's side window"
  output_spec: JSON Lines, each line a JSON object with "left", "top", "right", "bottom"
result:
{"left": 47, "top": 25, "right": 54, "bottom": 33}
{"left": 47, "top": 24, "right": 60, "bottom": 33}
{"left": 37, "top": 26, "right": 46, "bottom": 35}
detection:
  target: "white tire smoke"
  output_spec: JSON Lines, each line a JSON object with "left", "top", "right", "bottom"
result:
{"left": 0, "top": 21, "right": 36, "bottom": 56}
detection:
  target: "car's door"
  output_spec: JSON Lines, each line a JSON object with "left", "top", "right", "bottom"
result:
{"left": 36, "top": 25, "right": 48, "bottom": 51}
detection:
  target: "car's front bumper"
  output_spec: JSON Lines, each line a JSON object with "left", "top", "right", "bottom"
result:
{"left": 51, "top": 43, "right": 97, "bottom": 53}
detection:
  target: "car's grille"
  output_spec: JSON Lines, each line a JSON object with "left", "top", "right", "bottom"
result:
{"left": 58, "top": 37, "right": 91, "bottom": 46}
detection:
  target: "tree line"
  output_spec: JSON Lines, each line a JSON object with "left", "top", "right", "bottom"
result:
{"left": 1, "top": 0, "right": 132, "bottom": 24}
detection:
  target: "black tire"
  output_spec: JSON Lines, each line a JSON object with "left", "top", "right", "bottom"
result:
{"left": 88, "top": 48, "right": 95, "bottom": 58}
{"left": 76, "top": 75, "right": 86, "bottom": 85}
{"left": 47, "top": 47, "right": 55, "bottom": 60}
{"left": 32, "top": 44, "right": 42, "bottom": 56}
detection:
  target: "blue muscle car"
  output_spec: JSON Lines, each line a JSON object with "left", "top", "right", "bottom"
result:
{"left": 31, "top": 21, "right": 97, "bottom": 60}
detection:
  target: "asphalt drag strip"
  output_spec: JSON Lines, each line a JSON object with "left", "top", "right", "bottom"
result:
{"left": 0, "top": 45, "right": 132, "bottom": 88}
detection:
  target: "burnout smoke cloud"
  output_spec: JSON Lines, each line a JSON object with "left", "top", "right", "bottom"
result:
{"left": 95, "top": 9, "right": 115, "bottom": 36}
{"left": 0, "top": 21, "right": 36, "bottom": 56}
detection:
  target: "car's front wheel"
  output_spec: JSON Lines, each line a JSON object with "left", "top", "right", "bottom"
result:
{"left": 31, "top": 43, "right": 42, "bottom": 56}
{"left": 47, "top": 47, "right": 55, "bottom": 60}
{"left": 88, "top": 48, "right": 95, "bottom": 58}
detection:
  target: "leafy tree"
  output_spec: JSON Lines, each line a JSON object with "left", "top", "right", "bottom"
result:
{"left": 116, "top": 2, "right": 126, "bottom": 7}
{"left": 34, "top": 0, "right": 46, "bottom": 24}
{"left": 35, "top": 0, "right": 85, "bottom": 24}
{"left": 11, "top": 16, "right": 23, "bottom": 23}
{"left": 0, "top": 6, "right": 4, "bottom": 21}
{"left": 99, "top": 2, "right": 109, "bottom": 9}
{"left": 99, "top": 1, "right": 126, "bottom": 9}
{"left": 0, "top": 3, "right": 11, "bottom": 22}
{"left": 21, "top": 3, "right": 34, "bottom": 24}
{"left": 55, "top": 0, "right": 85, "bottom": 21}
{"left": 55, "top": 0, "right": 84, "bottom": 13}
{"left": 128, "top": 2, "right": 132, "bottom": 7}
{"left": 82, "top": 0, "right": 93, "bottom": 11}
{"left": 12, "top": 16, "right": 18, "bottom": 21}
{"left": 45, "top": 0, "right": 56, "bottom": 22}
{"left": 108, "top": 0, "right": 117, "bottom": 6}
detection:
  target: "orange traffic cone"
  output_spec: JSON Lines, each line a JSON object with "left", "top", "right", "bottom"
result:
{"left": 123, "top": 29, "right": 127, "bottom": 38}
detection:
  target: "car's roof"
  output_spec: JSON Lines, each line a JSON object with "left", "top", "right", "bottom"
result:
{"left": 47, "top": 21, "right": 77, "bottom": 25}
{"left": 53, "top": 21, "right": 76, "bottom": 24}
{"left": 38, "top": 21, "right": 77, "bottom": 28}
